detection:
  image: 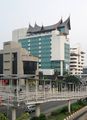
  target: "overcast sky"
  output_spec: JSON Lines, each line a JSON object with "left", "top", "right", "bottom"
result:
{"left": 0, "top": 0, "right": 87, "bottom": 64}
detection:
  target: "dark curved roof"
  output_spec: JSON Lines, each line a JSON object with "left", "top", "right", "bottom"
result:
{"left": 59, "top": 16, "right": 71, "bottom": 29}
{"left": 27, "top": 17, "right": 71, "bottom": 35}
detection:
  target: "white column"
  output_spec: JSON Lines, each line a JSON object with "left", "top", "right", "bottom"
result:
{"left": 25, "top": 79, "right": 29, "bottom": 102}
{"left": 60, "top": 83, "right": 62, "bottom": 92}
{"left": 36, "top": 80, "right": 38, "bottom": 101}
{"left": 9, "top": 79, "right": 12, "bottom": 89}
{"left": 44, "top": 80, "right": 45, "bottom": 99}
{"left": 35, "top": 104, "right": 40, "bottom": 117}
{"left": 60, "top": 60, "right": 63, "bottom": 76}
{"left": 12, "top": 107, "right": 16, "bottom": 120}
{"left": 68, "top": 100, "right": 71, "bottom": 113}
{"left": 16, "top": 79, "right": 19, "bottom": 102}
{"left": 50, "top": 80, "right": 52, "bottom": 95}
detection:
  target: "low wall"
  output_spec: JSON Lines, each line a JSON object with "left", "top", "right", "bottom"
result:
{"left": 64, "top": 106, "right": 87, "bottom": 120}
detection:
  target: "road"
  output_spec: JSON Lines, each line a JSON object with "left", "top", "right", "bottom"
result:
{"left": 40, "top": 101, "right": 68, "bottom": 114}
{"left": 0, "top": 100, "right": 75, "bottom": 119}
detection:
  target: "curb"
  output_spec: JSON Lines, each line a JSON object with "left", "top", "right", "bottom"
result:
{"left": 64, "top": 106, "right": 87, "bottom": 120}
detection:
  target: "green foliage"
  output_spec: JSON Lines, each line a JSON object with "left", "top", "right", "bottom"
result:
{"left": 16, "top": 112, "right": 30, "bottom": 120}
{"left": 51, "top": 109, "right": 61, "bottom": 116}
{"left": 30, "top": 114, "right": 46, "bottom": 120}
{"left": 30, "top": 116, "right": 39, "bottom": 120}
{"left": 64, "top": 75, "right": 80, "bottom": 85}
{"left": 48, "top": 100, "right": 87, "bottom": 120}
{"left": 71, "top": 103, "right": 81, "bottom": 112}
{"left": 0, "top": 113, "right": 8, "bottom": 120}
{"left": 39, "top": 114, "right": 46, "bottom": 120}
{"left": 71, "top": 100, "right": 86, "bottom": 112}
{"left": 51, "top": 106, "right": 68, "bottom": 116}
{"left": 77, "top": 99, "right": 86, "bottom": 106}
{"left": 60, "top": 106, "right": 68, "bottom": 113}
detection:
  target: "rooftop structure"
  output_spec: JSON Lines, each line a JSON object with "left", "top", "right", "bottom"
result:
{"left": 27, "top": 17, "right": 71, "bottom": 35}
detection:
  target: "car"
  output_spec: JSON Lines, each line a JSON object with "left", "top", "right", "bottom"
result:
{"left": 25, "top": 104, "right": 36, "bottom": 113}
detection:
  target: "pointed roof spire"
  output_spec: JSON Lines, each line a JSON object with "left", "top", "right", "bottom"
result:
{"left": 34, "top": 22, "right": 41, "bottom": 28}
{"left": 60, "top": 17, "right": 63, "bottom": 24}
{"left": 29, "top": 24, "right": 33, "bottom": 29}
{"left": 27, "top": 23, "right": 34, "bottom": 33}
{"left": 59, "top": 16, "right": 71, "bottom": 30}
{"left": 27, "top": 17, "right": 71, "bottom": 35}
{"left": 64, "top": 16, "right": 71, "bottom": 29}
{"left": 41, "top": 24, "right": 44, "bottom": 31}
{"left": 34, "top": 22, "right": 41, "bottom": 32}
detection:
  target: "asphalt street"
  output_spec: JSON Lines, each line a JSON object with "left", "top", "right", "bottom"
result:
{"left": 0, "top": 100, "right": 69, "bottom": 119}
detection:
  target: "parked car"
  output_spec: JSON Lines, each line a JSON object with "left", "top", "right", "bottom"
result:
{"left": 25, "top": 104, "right": 36, "bottom": 113}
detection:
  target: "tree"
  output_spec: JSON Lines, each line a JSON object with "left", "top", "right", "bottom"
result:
{"left": 64, "top": 75, "right": 80, "bottom": 85}
{"left": 53, "top": 70, "right": 60, "bottom": 80}
{"left": 0, "top": 113, "right": 8, "bottom": 120}
{"left": 39, "top": 113, "right": 46, "bottom": 120}
{"left": 64, "top": 75, "right": 81, "bottom": 91}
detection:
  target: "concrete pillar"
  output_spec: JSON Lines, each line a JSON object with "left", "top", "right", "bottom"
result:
{"left": 25, "top": 79, "right": 29, "bottom": 102}
{"left": 35, "top": 104, "right": 40, "bottom": 117}
{"left": 50, "top": 80, "right": 52, "bottom": 95}
{"left": 36, "top": 80, "right": 38, "bottom": 101}
{"left": 60, "top": 83, "right": 62, "bottom": 92}
{"left": 9, "top": 79, "right": 12, "bottom": 87}
{"left": 73, "top": 84, "right": 75, "bottom": 91}
{"left": 16, "top": 79, "right": 19, "bottom": 102}
{"left": 26, "top": 79, "right": 29, "bottom": 93}
{"left": 60, "top": 60, "right": 63, "bottom": 76}
{"left": 12, "top": 107, "right": 16, "bottom": 120}
{"left": 52, "top": 85, "right": 55, "bottom": 94}
{"left": 44, "top": 80, "right": 45, "bottom": 99}
{"left": 68, "top": 100, "right": 71, "bottom": 113}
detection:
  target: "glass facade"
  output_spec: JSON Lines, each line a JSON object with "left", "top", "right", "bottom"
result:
{"left": 64, "top": 43, "right": 70, "bottom": 72}
{"left": 19, "top": 35, "right": 52, "bottom": 69}
{"left": 23, "top": 61, "right": 37, "bottom": 74}
{"left": 19, "top": 35, "right": 70, "bottom": 74}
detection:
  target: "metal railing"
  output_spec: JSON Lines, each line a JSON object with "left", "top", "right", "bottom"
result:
{"left": 0, "top": 85, "right": 87, "bottom": 106}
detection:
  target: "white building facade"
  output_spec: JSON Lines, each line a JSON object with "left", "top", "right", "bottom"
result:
{"left": 12, "top": 28, "right": 28, "bottom": 41}
{"left": 70, "top": 45, "right": 85, "bottom": 75}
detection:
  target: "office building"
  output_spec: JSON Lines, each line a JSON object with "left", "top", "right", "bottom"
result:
{"left": 70, "top": 45, "right": 85, "bottom": 75}
{"left": 18, "top": 17, "right": 71, "bottom": 76}
{"left": 0, "top": 41, "right": 38, "bottom": 85}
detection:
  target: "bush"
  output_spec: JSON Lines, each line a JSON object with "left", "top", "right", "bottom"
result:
{"left": 71, "top": 104, "right": 80, "bottom": 112}
{"left": 30, "top": 116, "right": 39, "bottom": 120}
{"left": 77, "top": 100, "right": 85, "bottom": 106}
{"left": 0, "top": 113, "right": 8, "bottom": 120}
{"left": 60, "top": 106, "right": 68, "bottom": 113}
{"left": 39, "top": 113, "right": 46, "bottom": 120}
{"left": 51, "top": 110, "right": 60, "bottom": 116}
{"left": 16, "top": 112, "right": 30, "bottom": 120}
{"left": 31, "top": 114, "right": 46, "bottom": 120}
